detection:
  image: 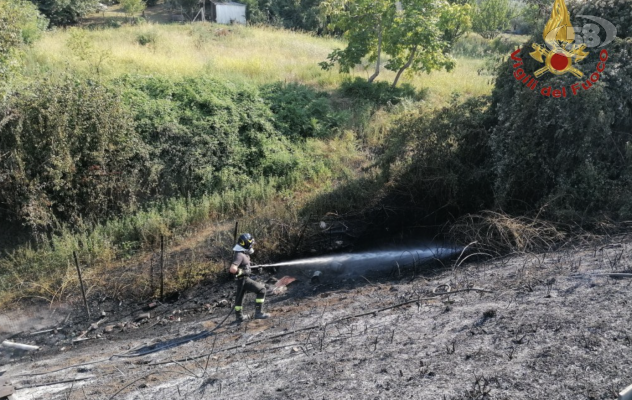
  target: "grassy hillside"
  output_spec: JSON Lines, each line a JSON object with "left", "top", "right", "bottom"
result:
{"left": 0, "top": 20, "right": 526, "bottom": 307}
{"left": 23, "top": 23, "right": 495, "bottom": 104}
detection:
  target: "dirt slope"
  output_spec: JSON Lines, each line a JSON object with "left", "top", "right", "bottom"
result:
{"left": 2, "top": 235, "right": 632, "bottom": 400}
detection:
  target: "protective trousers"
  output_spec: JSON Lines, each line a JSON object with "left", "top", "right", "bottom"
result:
{"left": 234, "top": 277, "right": 266, "bottom": 313}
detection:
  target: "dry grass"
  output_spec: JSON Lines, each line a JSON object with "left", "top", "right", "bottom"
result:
{"left": 448, "top": 211, "right": 567, "bottom": 254}
{"left": 24, "top": 23, "right": 344, "bottom": 87}
{"left": 23, "top": 22, "right": 493, "bottom": 104}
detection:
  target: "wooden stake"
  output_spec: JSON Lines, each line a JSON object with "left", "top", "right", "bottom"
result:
{"left": 233, "top": 221, "right": 239, "bottom": 244}
{"left": 160, "top": 235, "right": 165, "bottom": 301}
{"left": 150, "top": 254, "right": 154, "bottom": 294}
{"left": 73, "top": 251, "right": 90, "bottom": 319}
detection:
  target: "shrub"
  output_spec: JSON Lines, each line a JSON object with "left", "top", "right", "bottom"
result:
{"left": 0, "top": 0, "right": 47, "bottom": 91}
{"left": 339, "top": 77, "right": 422, "bottom": 107}
{"left": 116, "top": 75, "right": 278, "bottom": 198}
{"left": 260, "top": 82, "right": 345, "bottom": 139}
{"left": 490, "top": 35, "right": 632, "bottom": 223}
{"left": 379, "top": 96, "right": 495, "bottom": 224}
{"left": 451, "top": 33, "right": 526, "bottom": 58}
{"left": 137, "top": 30, "right": 157, "bottom": 46}
{"left": 33, "top": 0, "right": 100, "bottom": 26}
{"left": 106, "top": 18, "right": 122, "bottom": 28}
{"left": 0, "top": 77, "right": 149, "bottom": 232}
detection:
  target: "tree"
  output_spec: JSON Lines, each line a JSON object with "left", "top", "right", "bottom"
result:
{"left": 320, "top": 0, "right": 395, "bottom": 83}
{"left": 121, "top": 0, "right": 147, "bottom": 20}
{"left": 67, "top": 28, "right": 111, "bottom": 75}
{"left": 0, "top": 0, "right": 47, "bottom": 97}
{"left": 440, "top": 1, "right": 473, "bottom": 44}
{"left": 165, "top": 0, "right": 198, "bottom": 20}
{"left": 471, "top": 0, "right": 515, "bottom": 38}
{"left": 321, "top": 0, "right": 467, "bottom": 86}
{"left": 31, "top": 0, "right": 99, "bottom": 26}
{"left": 384, "top": 0, "right": 463, "bottom": 87}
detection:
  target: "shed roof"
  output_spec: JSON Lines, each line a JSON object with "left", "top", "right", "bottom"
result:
{"left": 211, "top": 1, "right": 246, "bottom": 6}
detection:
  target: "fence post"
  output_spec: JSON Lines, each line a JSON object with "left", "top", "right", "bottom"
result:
{"left": 160, "top": 235, "right": 165, "bottom": 301}
{"left": 150, "top": 255, "right": 154, "bottom": 295}
{"left": 72, "top": 251, "right": 91, "bottom": 319}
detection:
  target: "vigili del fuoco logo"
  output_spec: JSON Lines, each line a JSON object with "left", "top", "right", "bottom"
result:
{"left": 510, "top": 0, "right": 617, "bottom": 98}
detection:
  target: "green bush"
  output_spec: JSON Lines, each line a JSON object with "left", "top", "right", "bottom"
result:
{"left": 339, "top": 77, "right": 422, "bottom": 107}
{"left": 116, "top": 75, "right": 273, "bottom": 197}
{"left": 33, "top": 0, "right": 100, "bottom": 26}
{"left": 380, "top": 96, "right": 495, "bottom": 223}
{"left": 0, "top": 0, "right": 47, "bottom": 91}
{"left": 106, "top": 18, "right": 123, "bottom": 28}
{"left": 260, "top": 82, "right": 345, "bottom": 139}
{"left": 377, "top": 2, "right": 632, "bottom": 226}
{"left": 490, "top": 0, "right": 632, "bottom": 223}
{"left": 451, "top": 33, "right": 525, "bottom": 58}
{"left": 0, "top": 77, "right": 150, "bottom": 232}
{"left": 0, "top": 73, "right": 351, "bottom": 234}
{"left": 136, "top": 30, "right": 157, "bottom": 46}
{"left": 490, "top": 36, "right": 632, "bottom": 222}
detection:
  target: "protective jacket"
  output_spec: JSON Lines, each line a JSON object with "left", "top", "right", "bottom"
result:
{"left": 232, "top": 251, "right": 252, "bottom": 279}
{"left": 231, "top": 250, "right": 268, "bottom": 321}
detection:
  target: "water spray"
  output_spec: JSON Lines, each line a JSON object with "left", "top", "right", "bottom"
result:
{"left": 254, "top": 245, "right": 462, "bottom": 273}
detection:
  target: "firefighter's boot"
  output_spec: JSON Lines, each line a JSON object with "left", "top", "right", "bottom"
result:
{"left": 254, "top": 300, "right": 269, "bottom": 319}
{"left": 235, "top": 307, "right": 249, "bottom": 323}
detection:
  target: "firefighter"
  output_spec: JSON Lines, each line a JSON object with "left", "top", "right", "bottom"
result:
{"left": 228, "top": 233, "right": 270, "bottom": 323}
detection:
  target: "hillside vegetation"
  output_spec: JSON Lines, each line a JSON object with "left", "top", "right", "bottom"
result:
{"left": 0, "top": 6, "right": 527, "bottom": 308}
{"left": 5, "top": 0, "right": 628, "bottom": 312}
{"left": 376, "top": 0, "right": 632, "bottom": 235}
{"left": 24, "top": 23, "right": 496, "bottom": 101}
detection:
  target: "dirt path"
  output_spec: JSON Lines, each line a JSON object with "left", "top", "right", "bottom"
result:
{"left": 2, "top": 235, "right": 632, "bottom": 399}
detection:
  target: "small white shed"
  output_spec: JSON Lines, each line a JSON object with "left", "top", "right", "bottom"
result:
{"left": 210, "top": 1, "right": 246, "bottom": 25}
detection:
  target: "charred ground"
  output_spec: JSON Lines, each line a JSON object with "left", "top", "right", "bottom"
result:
{"left": 1, "top": 234, "right": 632, "bottom": 399}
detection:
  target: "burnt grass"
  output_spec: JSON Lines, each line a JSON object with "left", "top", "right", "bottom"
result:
{"left": 2, "top": 234, "right": 632, "bottom": 399}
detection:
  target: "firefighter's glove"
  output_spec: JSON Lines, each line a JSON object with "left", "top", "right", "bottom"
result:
{"left": 236, "top": 268, "right": 251, "bottom": 278}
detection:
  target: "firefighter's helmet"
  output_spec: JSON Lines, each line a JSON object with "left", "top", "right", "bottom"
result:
{"left": 237, "top": 233, "right": 255, "bottom": 249}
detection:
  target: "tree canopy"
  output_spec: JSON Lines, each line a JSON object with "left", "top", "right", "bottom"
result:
{"left": 121, "top": 0, "right": 147, "bottom": 19}
{"left": 30, "top": 0, "right": 99, "bottom": 26}
{"left": 320, "top": 0, "right": 470, "bottom": 86}
{"left": 0, "top": 0, "right": 47, "bottom": 97}
{"left": 471, "top": 0, "right": 516, "bottom": 38}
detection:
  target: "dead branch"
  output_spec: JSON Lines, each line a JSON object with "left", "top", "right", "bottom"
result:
{"left": 16, "top": 376, "right": 94, "bottom": 390}
{"left": 14, "top": 359, "right": 109, "bottom": 378}
{"left": 107, "top": 373, "right": 155, "bottom": 400}
{"left": 571, "top": 273, "right": 632, "bottom": 279}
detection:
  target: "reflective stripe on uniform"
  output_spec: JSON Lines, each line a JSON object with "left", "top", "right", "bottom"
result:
{"left": 235, "top": 306, "right": 242, "bottom": 311}
{"left": 255, "top": 298, "right": 264, "bottom": 304}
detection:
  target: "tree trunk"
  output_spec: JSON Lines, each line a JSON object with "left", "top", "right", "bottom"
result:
{"left": 392, "top": 45, "right": 418, "bottom": 88}
{"left": 368, "top": 24, "right": 383, "bottom": 83}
